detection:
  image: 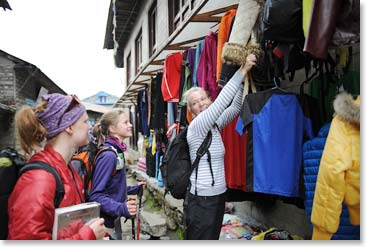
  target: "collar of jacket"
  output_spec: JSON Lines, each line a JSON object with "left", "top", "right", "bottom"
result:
{"left": 333, "top": 92, "right": 360, "bottom": 125}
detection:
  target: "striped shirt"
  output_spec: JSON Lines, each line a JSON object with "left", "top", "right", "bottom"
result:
{"left": 187, "top": 70, "right": 244, "bottom": 196}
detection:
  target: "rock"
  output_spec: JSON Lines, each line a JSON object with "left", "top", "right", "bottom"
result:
{"left": 124, "top": 148, "right": 140, "bottom": 164}
{"left": 165, "top": 215, "right": 177, "bottom": 230}
{"left": 141, "top": 211, "right": 167, "bottom": 237}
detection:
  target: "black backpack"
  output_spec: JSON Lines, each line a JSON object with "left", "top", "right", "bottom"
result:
{"left": 160, "top": 127, "right": 212, "bottom": 200}
{"left": 0, "top": 147, "right": 64, "bottom": 240}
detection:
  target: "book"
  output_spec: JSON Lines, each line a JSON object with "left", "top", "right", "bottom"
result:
{"left": 52, "top": 202, "right": 101, "bottom": 240}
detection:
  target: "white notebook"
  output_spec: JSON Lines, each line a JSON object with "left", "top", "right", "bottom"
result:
{"left": 52, "top": 202, "right": 100, "bottom": 240}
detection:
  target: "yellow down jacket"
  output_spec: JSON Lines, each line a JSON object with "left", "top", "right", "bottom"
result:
{"left": 311, "top": 92, "right": 360, "bottom": 240}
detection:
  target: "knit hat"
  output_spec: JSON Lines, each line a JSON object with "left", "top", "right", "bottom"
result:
{"left": 36, "top": 93, "right": 86, "bottom": 139}
{"left": 221, "top": 0, "right": 264, "bottom": 65}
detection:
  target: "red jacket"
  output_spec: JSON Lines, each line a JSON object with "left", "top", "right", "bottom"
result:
{"left": 161, "top": 52, "right": 183, "bottom": 102}
{"left": 8, "top": 146, "right": 96, "bottom": 240}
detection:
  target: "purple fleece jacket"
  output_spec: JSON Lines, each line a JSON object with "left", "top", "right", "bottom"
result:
{"left": 88, "top": 138, "right": 140, "bottom": 228}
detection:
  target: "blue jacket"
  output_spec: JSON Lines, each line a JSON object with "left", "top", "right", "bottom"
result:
{"left": 88, "top": 140, "right": 140, "bottom": 228}
{"left": 303, "top": 123, "right": 360, "bottom": 240}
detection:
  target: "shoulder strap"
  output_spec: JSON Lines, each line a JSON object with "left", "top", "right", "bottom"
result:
{"left": 19, "top": 161, "right": 64, "bottom": 208}
{"left": 192, "top": 130, "right": 212, "bottom": 195}
{"left": 85, "top": 146, "right": 119, "bottom": 194}
{"left": 92, "top": 146, "right": 118, "bottom": 165}
{"left": 195, "top": 131, "right": 212, "bottom": 160}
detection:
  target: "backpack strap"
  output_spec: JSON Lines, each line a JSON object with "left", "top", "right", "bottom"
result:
{"left": 19, "top": 161, "right": 64, "bottom": 208}
{"left": 85, "top": 146, "right": 118, "bottom": 197}
{"left": 193, "top": 130, "right": 212, "bottom": 196}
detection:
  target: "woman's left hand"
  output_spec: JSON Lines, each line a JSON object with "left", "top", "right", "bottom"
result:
{"left": 240, "top": 53, "right": 257, "bottom": 76}
{"left": 138, "top": 181, "right": 147, "bottom": 189}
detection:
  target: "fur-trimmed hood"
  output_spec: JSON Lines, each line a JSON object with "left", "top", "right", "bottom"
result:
{"left": 333, "top": 92, "right": 360, "bottom": 125}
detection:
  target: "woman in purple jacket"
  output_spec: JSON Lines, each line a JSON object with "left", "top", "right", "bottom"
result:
{"left": 89, "top": 109, "right": 146, "bottom": 234}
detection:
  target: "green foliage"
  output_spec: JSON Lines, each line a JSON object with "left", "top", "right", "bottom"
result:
{"left": 143, "top": 191, "right": 163, "bottom": 213}
{"left": 176, "top": 226, "right": 185, "bottom": 240}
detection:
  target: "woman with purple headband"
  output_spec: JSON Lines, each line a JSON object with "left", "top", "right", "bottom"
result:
{"left": 8, "top": 93, "right": 106, "bottom": 240}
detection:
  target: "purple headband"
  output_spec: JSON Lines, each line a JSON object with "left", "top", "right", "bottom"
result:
{"left": 36, "top": 93, "right": 86, "bottom": 139}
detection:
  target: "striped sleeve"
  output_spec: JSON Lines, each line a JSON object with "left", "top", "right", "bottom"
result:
{"left": 189, "top": 70, "right": 244, "bottom": 137}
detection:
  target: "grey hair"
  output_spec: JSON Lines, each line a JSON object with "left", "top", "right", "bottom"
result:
{"left": 183, "top": 87, "right": 209, "bottom": 108}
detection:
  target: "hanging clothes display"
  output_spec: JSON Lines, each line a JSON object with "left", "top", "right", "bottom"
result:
{"left": 197, "top": 31, "right": 220, "bottom": 101}
{"left": 193, "top": 39, "right": 205, "bottom": 87}
{"left": 161, "top": 52, "right": 184, "bottom": 102}
{"left": 303, "top": 0, "right": 359, "bottom": 59}
{"left": 186, "top": 48, "right": 196, "bottom": 87}
{"left": 137, "top": 88, "right": 149, "bottom": 136}
{"left": 236, "top": 89, "right": 314, "bottom": 197}
{"left": 150, "top": 72, "right": 167, "bottom": 130}
{"left": 311, "top": 93, "right": 360, "bottom": 240}
{"left": 179, "top": 50, "right": 191, "bottom": 105}
{"left": 303, "top": 123, "right": 360, "bottom": 240}
{"left": 216, "top": 8, "right": 237, "bottom": 82}
{"left": 222, "top": 115, "right": 247, "bottom": 192}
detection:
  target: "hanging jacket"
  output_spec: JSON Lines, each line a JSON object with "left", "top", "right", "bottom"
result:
{"left": 197, "top": 32, "right": 220, "bottom": 101}
{"left": 303, "top": 0, "right": 359, "bottom": 59}
{"left": 303, "top": 123, "right": 360, "bottom": 240}
{"left": 311, "top": 92, "right": 360, "bottom": 240}
{"left": 8, "top": 146, "right": 95, "bottom": 240}
{"left": 161, "top": 52, "right": 184, "bottom": 102}
{"left": 236, "top": 90, "right": 314, "bottom": 197}
{"left": 216, "top": 9, "right": 237, "bottom": 81}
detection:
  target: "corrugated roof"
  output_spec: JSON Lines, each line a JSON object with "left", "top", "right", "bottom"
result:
{"left": 0, "top": 49, "right": 67, "bottom": 95}
{"left": 103, "top": 0, "right": 145, "bottom": 67}
{"left": 82, "top": 102, "right": 110, "bottom": 114}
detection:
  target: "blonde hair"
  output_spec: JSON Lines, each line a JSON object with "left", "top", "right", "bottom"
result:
{"left": 15, "top": 101, "right": 49, "bottom": 156}
{"left": 183, "top": 87, "right": 210, "bottom": 109}
{"left": 93, "top": 109, "right": 127, "bottom": 145}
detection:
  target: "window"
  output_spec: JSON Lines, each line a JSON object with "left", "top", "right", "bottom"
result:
{"left": 168, "top": 0, "right": 198, "bottom": 35}
{"left": 135, "top": 29, "right": 143, "bottom": 74}
{"left": 126, "top": 52, "right": 131, "bottom": 84}
{"left": 98, "top": 96, "right": 107, "bottom": 104}
{"left": 149, "top": 1, "right": 157, "bottom": 56}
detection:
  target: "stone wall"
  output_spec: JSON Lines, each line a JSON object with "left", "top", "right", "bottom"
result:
{"left": 0, "top": 64, "right": 17, "bottom": 149}
{"left": 129, "top": 165, "right": 184, "bottom": 231}
{"left": 0, "top": 64, "right": 16, "bottom": 106}
{"left": 129, "top": 163, "right": 312, "bottom": 239}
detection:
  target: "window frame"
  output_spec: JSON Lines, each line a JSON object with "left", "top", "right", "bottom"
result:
{"left": 148, "top": 0, "right": 158, "bottom": 57}
{"left": 135, "top": 28, "right": 143, "bottom": 74}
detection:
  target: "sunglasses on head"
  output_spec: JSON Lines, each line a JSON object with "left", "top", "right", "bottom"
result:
{"left": 65, "top": 94, "right": 81, "bottom": 111}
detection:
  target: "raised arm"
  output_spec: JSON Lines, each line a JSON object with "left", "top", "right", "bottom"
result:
{"left": 216, "top": 83, "right": 244, "bottom": 129}
{"left": 190, "top": 54, "right": 257, "bottom": 136}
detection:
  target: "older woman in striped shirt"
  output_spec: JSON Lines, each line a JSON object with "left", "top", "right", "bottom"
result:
{"left": 183, "top": 53, "right": 257, "bottom": 240}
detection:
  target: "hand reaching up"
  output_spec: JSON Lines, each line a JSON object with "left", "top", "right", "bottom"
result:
{"left": 240, "top": 54, "right": 257, "bottom": 76}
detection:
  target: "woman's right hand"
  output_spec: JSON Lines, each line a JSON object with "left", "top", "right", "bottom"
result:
{"left": 240, "top": 53, "right": 257, "bottom": 76}
{"left": 126, "top": 197, "right": 137, "bottom": 217}
{"left": 87, "top": 217, "right": 106, "bottom": 240}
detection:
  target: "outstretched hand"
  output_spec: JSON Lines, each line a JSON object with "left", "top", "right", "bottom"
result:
{"left": 240, "top": 54, "right": 257, "bottom": 76}
{"left": 138, "top": 181, "right": 147, "bottom": 189}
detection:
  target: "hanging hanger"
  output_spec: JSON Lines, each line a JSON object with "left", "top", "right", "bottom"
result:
{"left": 272, "top": 77, "right": 287, "bottom": 92}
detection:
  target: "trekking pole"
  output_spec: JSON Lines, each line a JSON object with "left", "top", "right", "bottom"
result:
{"left": 131, "top": 217, "right": 136, "bottom": 240}
{"left": 136, "top": 186, "right": 144, "bottom": 240}
{"left": 127, "top": 195, "right": 137, "bottom": 240}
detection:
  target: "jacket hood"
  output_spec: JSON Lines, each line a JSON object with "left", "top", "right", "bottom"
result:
{"left": 333, "top": 92, "right": 360, "bottom": 125}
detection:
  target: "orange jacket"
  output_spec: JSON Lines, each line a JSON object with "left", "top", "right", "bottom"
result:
{"left": 216, "top": 9, "right": 237, "bottom": 81}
